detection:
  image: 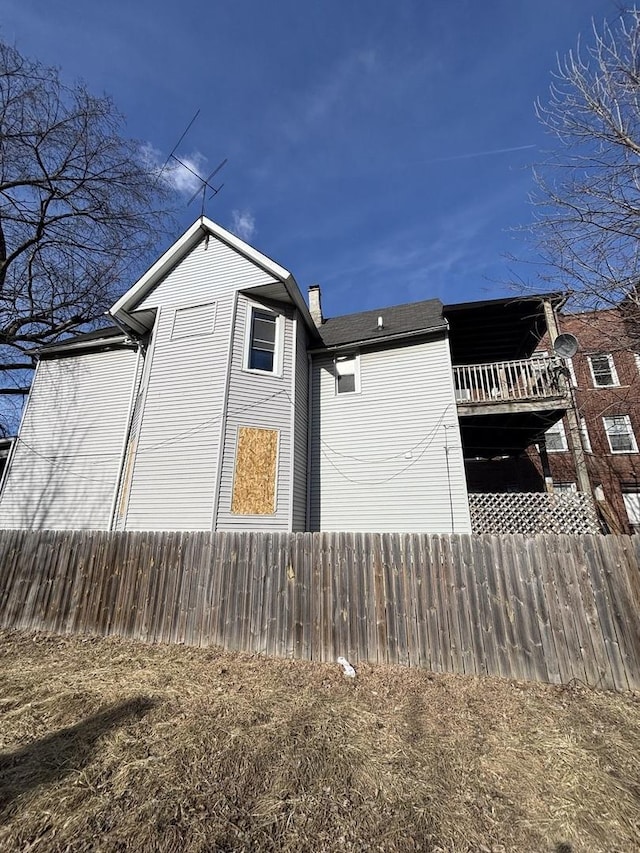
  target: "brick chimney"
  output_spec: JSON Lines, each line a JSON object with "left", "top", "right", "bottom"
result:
{"left": 308, "top": 284, "right": 323, "bottom": 326}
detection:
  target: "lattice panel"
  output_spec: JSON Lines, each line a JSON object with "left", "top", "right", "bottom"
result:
{"left": 469, "top": 492, "right": 600, "bottom": 535}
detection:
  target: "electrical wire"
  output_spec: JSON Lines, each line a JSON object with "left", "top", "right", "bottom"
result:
{"left": 319, "top": 403, "right": 452, "bottom": 464}
{"left": 318, "top": 407, "right": 455, "bottom": 486}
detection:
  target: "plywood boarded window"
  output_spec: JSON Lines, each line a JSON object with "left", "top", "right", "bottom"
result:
{"left": 231, "top": 427, "right": 278, "bottom": 515}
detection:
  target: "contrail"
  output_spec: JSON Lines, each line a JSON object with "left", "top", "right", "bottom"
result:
{"left": 425, "top": 143, "right": 536, "bottom": 164}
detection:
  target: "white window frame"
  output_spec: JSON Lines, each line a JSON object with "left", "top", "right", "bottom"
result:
{"left": 545, "top": 419, "right": 568, "bottom": 452}
{"left": 243, "top": 303, "right": 284, "bottom": 377}
{"left": 580, "top": 417, "right": 592, "bottom": 453}
{"left": 588, "top": 353, "right": 619, "bottom": 387}
{"left": 334, "top": 353, "right": 361, "bottom": 395}
{"left": 603, "top": 415, "right": 638, "bottom": 454}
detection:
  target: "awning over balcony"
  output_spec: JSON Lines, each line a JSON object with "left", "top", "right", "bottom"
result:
{"left": 444, "top": 293, "right": 565, "bottom": 364}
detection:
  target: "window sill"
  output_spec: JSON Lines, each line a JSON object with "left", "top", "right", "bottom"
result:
{"left": 242, "top": 366, "right": 283, "bottom": 379}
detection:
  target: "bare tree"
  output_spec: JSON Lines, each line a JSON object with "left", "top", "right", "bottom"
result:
{"left": 0, "top": 41, "right": 174, "bottom": 433}
{"left": 531, "top": 7, "right": 640, "bottom": 336}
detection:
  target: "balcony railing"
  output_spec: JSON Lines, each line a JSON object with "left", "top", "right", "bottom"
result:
{"left": 453, "top": 356, "right": 566, "bottom": 405}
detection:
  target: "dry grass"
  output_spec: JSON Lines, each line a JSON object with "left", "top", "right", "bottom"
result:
{"left": 0, "top": 631, "right": 639, "bottom": 852}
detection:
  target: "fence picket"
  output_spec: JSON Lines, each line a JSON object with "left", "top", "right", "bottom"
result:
{"left": 0, "top": 530, "right": 639, "bottom": 690}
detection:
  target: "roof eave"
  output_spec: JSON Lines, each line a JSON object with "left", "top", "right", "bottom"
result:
{"left": 309, "top": 323, "right": 449, "bottom": 353}
{"left": 444, "top": 291, "right": 565, "bottom": 313}
{"left": 38, "top": 335, "right": 134, "bottom": 357}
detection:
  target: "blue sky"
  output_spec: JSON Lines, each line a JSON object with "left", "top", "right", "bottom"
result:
{"left": 2, "top": 0, "right": 618, "bottom": 318}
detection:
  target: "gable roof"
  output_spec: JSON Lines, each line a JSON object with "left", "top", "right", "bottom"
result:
{"left": 109, "top": 217, "right": 317, "bottom": 335}
{"left": 316, "top": 298, "right": 445, "bottom": 348}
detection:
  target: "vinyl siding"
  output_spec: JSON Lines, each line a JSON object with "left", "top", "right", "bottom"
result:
{"left": 310, "top": 334, "right": 471, "bottom": 533}
{"left": 137, "top": 236, "right": 278, "bottom": 310}
{"left": 123, "top": 235, "right": 279, "bottom": 531}
{"left": 215, "top": 296, "right": 294, "bottom": 530}
{"left": 0, "top": 348, "right": 137, "bottom": 530}
{"left": 292, "top": 318, "right": 309, "bottom": 531}
{"left": 122, "top": 304, "right": 227, "bottom": 530}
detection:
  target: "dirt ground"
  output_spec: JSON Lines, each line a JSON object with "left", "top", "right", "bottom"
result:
{"left": 0, "top": 629, "right": 639, "bottom": 852}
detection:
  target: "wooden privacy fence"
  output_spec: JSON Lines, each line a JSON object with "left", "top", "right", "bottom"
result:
{"left": 0, "top": 530, "right": 639, "bottom": 691}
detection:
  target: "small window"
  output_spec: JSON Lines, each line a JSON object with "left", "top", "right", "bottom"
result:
{"left": 545, "top": 420, "right": 568, "bottom": 452}
{"left": 554, "top": 482, "right": 577, "bottom": 494}
{"left": 335, "top": 355, "right": 360, "bottom": 394}
{"left": 580, "top": 417, "right": 592, "bottom": 453}
{"left": 603, "top": 415, "right": 638, "bottom": 453}
{"left": 246, "top": 307, "right": 280, "bottom": 374}
{"left": 622, "top": 489, "right": 640, "bottom": 530}
{"left": 588, "top": 354, "right": 618, "bottom": 387}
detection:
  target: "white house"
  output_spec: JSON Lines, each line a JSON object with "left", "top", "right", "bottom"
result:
{"left": 0, "top": 217, "right": 474, "bottom": 533}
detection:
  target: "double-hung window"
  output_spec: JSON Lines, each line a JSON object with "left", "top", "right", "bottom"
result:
{"left": 335, "top": 354, "right": 360, "bottom": 394}
{"left": 246, "top": 307, "right": 280, "bottom": 374}
{"left": 588, "top": 353, "right": 618, "bottom": 387}
{"left": 603, "top": 415, "right": 638, "bottom": 453}
{"left": 545, "top": 420, "right": 568, "bottom": 452}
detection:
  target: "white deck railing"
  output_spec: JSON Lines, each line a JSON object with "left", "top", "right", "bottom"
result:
{"left": 453, "top": 356, "right": 566, "bottom": 405}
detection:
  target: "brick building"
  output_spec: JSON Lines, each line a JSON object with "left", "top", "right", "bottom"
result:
{"left": 533, "top": 307, "right": 640, "bottom": 533}
{"left": 465, "top": 304, "right": 640, "bottom": 533}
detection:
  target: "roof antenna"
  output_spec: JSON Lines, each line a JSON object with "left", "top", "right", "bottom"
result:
{"left": 152, "top": 109, "right": 201, "bottom": 189}
{"left": 185, "top": 157, "right": 228, "bottom": 217}
{"left": 152, "top": 109, "right": 228, "bottom": 217}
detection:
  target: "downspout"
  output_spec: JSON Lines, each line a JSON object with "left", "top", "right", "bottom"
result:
{"left": 0, "top": 359, "right": 40, "bottom": 501}
{"left": 107, "top": 342, "right": 144, "bottom": 531}
{"left": 210, "top": 291, "right": 239, "bottom": 532}
{"left": 288, "top": 316, "right": 298, "bottom": 531}
{"left": 305, "top": 351, "right": 313, "bottom": 531}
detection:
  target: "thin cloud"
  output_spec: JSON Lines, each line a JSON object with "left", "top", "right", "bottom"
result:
{"left": 140, "top": 143, "right": 208, "bottom": 196}
{"left": 229, "top": 210, "right": 256, "bottom": 242}
{"left": 281, "top": 49, "right": 378, "bottom": 144}
{"left": 424, "top": 144, "right": 536, "bottom": 165}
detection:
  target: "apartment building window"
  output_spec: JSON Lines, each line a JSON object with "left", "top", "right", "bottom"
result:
{"left": 603, "top": 415, "right": 638, "bottom": 453}
{"left": 335, "top": 354, "right": 360, "bottom": 394}
{"left": 588, "top": 353, "right": 618, "bottom": 387}
{"left": 545, "top": 420, "right": 568, "bottom": 452}
{"left": 622, "top": 487, "right": 640, "bottom": 533}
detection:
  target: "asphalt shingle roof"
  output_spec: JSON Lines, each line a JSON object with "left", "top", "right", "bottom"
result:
{"left": 317, "top": 298, "right": 444, "bottom": 347}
